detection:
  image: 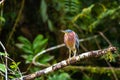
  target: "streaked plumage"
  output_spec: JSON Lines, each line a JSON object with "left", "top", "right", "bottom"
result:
{"left": 62, "top": 29, "right": 79, "bottom": 58}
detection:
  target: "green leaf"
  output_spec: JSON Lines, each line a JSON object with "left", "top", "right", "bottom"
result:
{"left": 33, "top": 34, "right": 44, "bottom": 49}
{"left": 101, "top": 51, "right": 115, "bottom": 62}
{"left": 34, "top": 38, "right": 48, "bottom": 54}
{"left": 9, "top": 75, "right": 15, "bottom": 79}
{"left": 72, "top": 4, "right": 95, "bottom": 31}
{"left": 48, "top": 19, "right": 54, "bottom": 31}
{"left": 91, "top": 3, "right": 106, "bottom": 18}
{"left": 39, "top": 54, "right": 54, "bottom": 64}
{"left": 33, "top": 34, "right": 48, "bottom": 53}
{"left": 22, "top": 55, "right": 33, "bottom": 63}
{"left": 0, "top": 16, "right": 5, "bottom": 23}
{"left": 58, "top": 73, "right": 71, "bottom": 80}
{"left": 41, "top": 0, "right": 48, "bottom": 22}
{"left": 18, "top": 36, "right": 33, "bottom": 54}
{"left": 0, "top": 63, "right": 5, "bottom": 72}
{"left": 10, "top": 62, "right": 20, "bottom": 69}
{"left": 64, "top": 0, "right": 81, "bottom": 16}
{"left": 48, "top": 72, "right": 71, "bottom": 80}
{"left": 18, "top": 36, "right": 31, "bottom": 46}
{"left": 0, "top": 52, "right": 5, "bottom": 56}
{"left": 22, "top": 46, "right": 33, "bottom": 54}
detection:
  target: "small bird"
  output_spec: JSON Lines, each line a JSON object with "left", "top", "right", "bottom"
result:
{"left": 61, "top": 29, "right": 79, "bottom": 58}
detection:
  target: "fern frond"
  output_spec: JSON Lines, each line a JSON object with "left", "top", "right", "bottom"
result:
{"left": 64, "top": 0, "right": 81, "bottom": 15}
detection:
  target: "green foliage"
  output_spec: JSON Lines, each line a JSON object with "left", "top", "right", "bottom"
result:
{"left": 59, "top": 0, "right": 120, "bottom": 33}
{"left": 82, "top": 75, "right": 93, "bottom": 80}
{"left": 0, "top": 16, "right": 5, "bottom": 23}
{"left": 48, "top": 72, "right": 71, "bottom": 80}
{"left": 0, "top": 63, "right": 5, "bottom": 72}
{"left": 101, "top": 51, "right": 116, "bottom": 62}
{"left": 39, "top": 54, "right": 54, "bottom": 64}
{"left": 41, "top": 0, "right": 48, "bottom": 22}
{"left": 48, "top": 19, "right": 54, "bottom": 32}
{"left": 0, "top": 52, "right": 5, "bottom": 56}
{"left": 33, "top": 34, "right": 48, "bottom": 54}
{"left": 40, "top": 0, "right": 55, "bottom": 31}
{"left": 64, "top": 0, "right": 81, "bottom": 16}
{"left": 16, "top": 34, "right": 53, "bottom": 64}
{"left": 17, "top": 34, "right": 48, "bottom": 55}
{"left": 18, "top": 36, "right": 32, "bottom": 54}
{"left": 10, "top": 62, "right": 20, "bottom": 71}
{"left": 8, "top": 61, "right": 22, "bottom": 79}
{"left": 72, "top": 4, "right": 107, "bottom": 32}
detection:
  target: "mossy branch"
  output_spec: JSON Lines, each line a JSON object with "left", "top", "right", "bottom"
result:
{"left": 64, "top": 66, "right": 120, "bottom": 76}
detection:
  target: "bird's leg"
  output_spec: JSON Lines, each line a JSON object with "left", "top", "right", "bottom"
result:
{"left": 73, "top": 49, "right": 76, "bottom": 57}
{"left": 69, "top": 49, "right": 71, "bottom": 59}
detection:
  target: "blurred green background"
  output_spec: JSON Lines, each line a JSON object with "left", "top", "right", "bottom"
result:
{"left": 0, "top": 0, "right": 120, "bottom": 80}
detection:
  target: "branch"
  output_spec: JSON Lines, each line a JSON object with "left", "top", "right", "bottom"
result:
{"left": 105, "top": 60, "right": 118, "bottom": 80}
{"left": 64, "top": 66, "right": 120, "bottom": 75}
{"left": 99, "top": 32, "right": 112, "bottom": 46}
{"left": 0, "top": 0, "right": 4, "bottom": 5}
{"left": 15, "top": 46, "right": 117, "bottom": 80}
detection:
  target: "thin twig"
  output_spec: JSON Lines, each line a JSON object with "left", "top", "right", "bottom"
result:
{"left": 80, "top": 43, "right": 88, "bottom": 51}
{"left": 0, "top": 0, "right": 4, "bottom": 5}
{"left": 0, "top": 71, "right": 5, "bottom": 77}
{"left": 0, "top": 41, "right": 8, "bottom": 80}
{"left": 0, "top": 0, "right": 4, "bottom": 25}
{"left": 15, "top": 46, "right": 117, "bottom": 80}
{"left": 6, "top": 0, "right": 25, "bottom": 46}
{"left": 94, "top": 37, "right": 101, "bottom": 49}
{"left": 32, "top": 35, "right": 98, "bottom": 66}
{"left": 99, "top": 32, "right": 112, "bottom": 46}
{"left": 105, "top": 60, "right": 118, "bottom": 80}
{"left": 73, "top": 23, "right": 84, "bottom": 34}
{"left": 33, "top": 43, "right": 65, "bottom": 67}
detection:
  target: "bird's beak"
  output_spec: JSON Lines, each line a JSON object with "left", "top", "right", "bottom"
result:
{"left": 61, "top": 30, "right": 66, "bottom": 33}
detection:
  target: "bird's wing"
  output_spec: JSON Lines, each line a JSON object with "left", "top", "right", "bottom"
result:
{"left": 75, "top": 33, "right": 80, "bottom": 53}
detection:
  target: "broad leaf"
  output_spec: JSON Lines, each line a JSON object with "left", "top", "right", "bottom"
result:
{"left": 22, "top": 45, "right": 33, "bottom": 54}
{"left": 48, "top": 19, "right": 54, "bottom": 32}
{"left": 0, "top": 64, "right": 5, "bottom": 72}
{"left": 0, "top": 16, "right": 5, "bottom": 23}
{"left": 33, "top": 34, "right": 44, "bottom": 49}
{"left": 34, "top": 39, "right": 48, "bottom": 54}
{"left": 41, "top": 0, "right": 48, "bottom": 22}
{"left": 33, "top": 34, "right": 48, "bottom": 54}
{"left": 22, "top": 55, "right": 33, "bottom": 63}
{"left": 18, "top": 36, "right": 32, "bottom": 46}
{"left": 0, "top": 52, "right": 5, "bottom": 56}
{"left": 18, "top": 36, "right": 33, "bottom": 54}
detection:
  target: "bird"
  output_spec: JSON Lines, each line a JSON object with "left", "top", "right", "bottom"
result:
{"left": 61, "top": 29, "right": 79, "bottom": 58}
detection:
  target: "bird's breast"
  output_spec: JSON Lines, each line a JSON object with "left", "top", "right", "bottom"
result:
{"left": 64, "top": 32, "right": 75, "bottom": 49}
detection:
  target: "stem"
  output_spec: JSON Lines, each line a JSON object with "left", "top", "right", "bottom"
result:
{"left": 0, "top": 41, "right": 8, "bottom": 80}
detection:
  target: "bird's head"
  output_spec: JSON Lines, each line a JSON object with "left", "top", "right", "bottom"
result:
{"left": 61, "top": 29, "right": 73, "bottom": 34}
